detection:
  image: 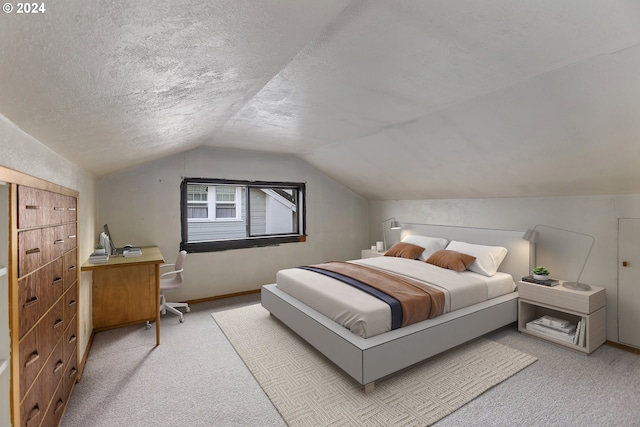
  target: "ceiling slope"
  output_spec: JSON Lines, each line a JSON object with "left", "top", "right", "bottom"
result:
{"left": 1, "top": 0, "right": 639, "bottom": 199}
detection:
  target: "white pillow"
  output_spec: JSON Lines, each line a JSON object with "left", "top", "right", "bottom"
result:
{"left": 445, "top": 240, "right": 508, "bottom": 277}
{"left": 401, "top": 235, "right": 448, "bottom": 261}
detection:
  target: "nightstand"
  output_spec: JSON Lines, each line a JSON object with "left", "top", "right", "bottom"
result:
{"left": 361, "top": 249, "right": 386, "bottom": 259}
{"left": 517, "top": 280, "right": 606, "bottom": 354}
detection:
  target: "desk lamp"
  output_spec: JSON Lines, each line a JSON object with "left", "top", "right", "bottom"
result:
{"left": 382, "top": 217, "right": 401, "bottom": 251}
{"left": 523, "top": 224, "right": 595, "bottom": 291}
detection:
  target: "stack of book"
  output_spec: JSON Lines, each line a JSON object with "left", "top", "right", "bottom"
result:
{"left": 521, "top": 275, "right": 560, "bottom": 287}
{"left": 123, "top": 247, "right": 142, "bottom": 257}
{"left": 526, "top": 315, "right": 577, "bottom": 344}
{"left": 573, "top": 318, "right": 587, "bottom": 347}
{"left": 88, "top": 251, "right": 109, "bottom": 264}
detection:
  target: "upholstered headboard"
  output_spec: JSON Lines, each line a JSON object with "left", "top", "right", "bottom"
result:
{"left": 399, "top": 223, "right": 530, "bottom": 281}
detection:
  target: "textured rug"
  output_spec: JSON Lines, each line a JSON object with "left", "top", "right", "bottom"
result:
{"left": 212, "top": 304, "right": 537, "bottom": 426}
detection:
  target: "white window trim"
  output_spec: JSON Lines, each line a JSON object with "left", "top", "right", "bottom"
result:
{"left": 187, "top": 185, "right": 242, "bottom": 222}
{"left": 212, "top": 186, "right": 242, "bottom": 221}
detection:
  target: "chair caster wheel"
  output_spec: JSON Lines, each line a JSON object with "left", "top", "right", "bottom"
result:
{"left": 179, "top": 318, "right": 185, "bottom": 323}
{"left": 186, "top": 307, "right": 191, "bottom": 313}
{"left": 145, "top": 322, "right": 152, "bottom": 330}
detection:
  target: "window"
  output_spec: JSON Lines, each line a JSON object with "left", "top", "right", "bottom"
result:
{"left": 180, "top": 178, "right": 306, "bottom": 252}
{"left": 186, "top": 185, "right": 242, "bottom": 221}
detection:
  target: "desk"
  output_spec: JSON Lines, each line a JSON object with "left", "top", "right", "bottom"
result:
{"left": 81, "top": 246, "right": 165, "bottom": 345}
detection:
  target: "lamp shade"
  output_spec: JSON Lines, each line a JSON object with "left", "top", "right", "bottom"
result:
{"left": 522, "top": 229, "right": 539, "bottom": 243}
{"left": 381, "top": 217, "right": 401, "bottom": 251}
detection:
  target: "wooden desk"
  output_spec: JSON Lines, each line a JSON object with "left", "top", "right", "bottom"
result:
{"left": 81, "top": 246, "right": 165, "bottom": 345}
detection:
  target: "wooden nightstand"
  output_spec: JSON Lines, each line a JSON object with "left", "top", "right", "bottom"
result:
{"left": 517, "top": 280, "right": 606, "bottom": 354}
{"left": 361, "top": 249, "right": 386, "bottom": 259}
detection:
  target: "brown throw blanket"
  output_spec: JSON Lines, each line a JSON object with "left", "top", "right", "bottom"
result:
{"left": 308, "top": 261, "right": 445, "bottom": 327}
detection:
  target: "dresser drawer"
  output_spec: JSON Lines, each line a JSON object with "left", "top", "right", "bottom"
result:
{"left": 38, "top": 299, "right": 64, "bottom": 366}
{"left": 64, "top": 283, "right": 78, "bottom": 328}
{"left": 20, "top": 382, "right": 43, "bottom": 427}
{"left": 19, "top": 327, "right": 42, "bottom": 401}
{"left": 63, "top": 348, "right": 78, "bottom": 400}
{"left": 41, "top": 341, "right": 64, "bottom": 407}
{"left": 62, "top": 193, "right": 77, "bottom": 223}
{"left": 63, "top": 248, "right": 78, "bottom": 290}
{"left": 46, "top": 225, "right": 67, "bottom": 262}
{"left": 18, "top": 270, "right": 44, "bottom": 340}
{"left": 64, "top": 222, "right": 77, "bottom": 253}
{"left": 43, "top": 257, "right": 64, "bottom": 310}
{"left": 51, "top": 192, "right": 69, "bottom": 224}
{"left": 18, "top": 229, "right": 43, "bottom": 278}
{"left": 20, "top": 260, "right": 65, "bottom": 340}
{"left": 20, "top": 342, "right": 63, "bottom": 427}
{"left": 42, "top": 381, "right": 66, "bottom": 427}
{"left": 18, "top": 185, "right": 46, "bottom": 229}
{"left": 63, "top": 314, "right": 78, "bottom": 365}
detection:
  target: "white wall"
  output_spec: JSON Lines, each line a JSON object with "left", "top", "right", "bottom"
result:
{"left": 97, "top": 146, "right": 369, "bottom": 302}
{"left": 0, "top": 114, "right": 97, "bottom": 374}
{"left": 0, "top": 185, "right": 9, "bottom": 426}
{"left": 369, "top": 195, "right": 640, "bottom": 343}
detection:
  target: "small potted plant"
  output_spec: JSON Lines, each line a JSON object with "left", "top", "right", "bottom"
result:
{"left": 532, "top": 266, "right": 550, "bottom": 280}
{"left": 94, "top": 243, "right": 106, "bottom": 254}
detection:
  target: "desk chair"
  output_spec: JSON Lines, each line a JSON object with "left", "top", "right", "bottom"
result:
{"left": 159, "top": 250, "right": 190, "bottom": 323}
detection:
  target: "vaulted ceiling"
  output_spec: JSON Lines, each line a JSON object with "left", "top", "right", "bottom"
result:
{"left": 1, "top": 1, "right": 639, "bottom": 200}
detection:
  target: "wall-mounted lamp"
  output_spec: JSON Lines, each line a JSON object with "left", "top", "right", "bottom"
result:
{"left": 382, "top": 217, "right": 401, "bottom": 251}
{"left": 522, "top": 224, "right": 595, "bottom": 291}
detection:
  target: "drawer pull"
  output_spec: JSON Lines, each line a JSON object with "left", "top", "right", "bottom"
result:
{"left": 54, "top": 206, "right": 65, "bottom": 211}
{"left": 68, "top": 207, "right": 76, "bottom": 211}
{"left": 25, "top": 248, "right": 40, "bottom": 255}
{"left": 68, "top": 234, "right": 76, "bottom": 239}
{"left": 25, "top": 205, "right": 40, "bottom": 210}
{"left": 54, "top": 399, "right": 65, "bottom": 413}
{"left": 52, "top": 277, "right": 63, "bottom": 285}
{"left": 26, "top": 404, "right": 40, "bottom": 422}
{"left": 23, "top": 296, "right": 39, "bottom": 308}
{"left": 68, "top": 299, "right": 77, "bottom": 307}
{"left": 54, "top": 319, "right": 64, "bottom": 329}
{"left": 69, "top": 335, "right": 77, "bottom": 344}
{"left": 25, "top": 351, "right": 39, "bottom": 367}
{"left": 54, "top": 239, "right": 65, "bottom": 245}
{"left": 69, "top": 367, "right": 77, "bottom": 379}
{"left": 68, "top": 265, "right": 77, "bottom": 271}
{"left": 54, "top": 360, "right": 64, "bottom": 373}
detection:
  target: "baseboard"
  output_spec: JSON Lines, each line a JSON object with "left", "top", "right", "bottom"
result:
{"left": 605, "top": 340, "right": 640, "bottom": 355}
{"left": 185, "top": 289, "right": 260, "bottom": 305}
{"left": 76, "top": 329, "right": 96, "bottom": 382}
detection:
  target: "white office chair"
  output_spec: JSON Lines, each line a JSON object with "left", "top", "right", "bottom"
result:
{"left": 159, "top": 250, "right": 190, "bottom": 323}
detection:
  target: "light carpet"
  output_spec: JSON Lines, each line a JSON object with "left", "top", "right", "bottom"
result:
{"left": 212, "top": 304, "right": 537, "bottom": 426}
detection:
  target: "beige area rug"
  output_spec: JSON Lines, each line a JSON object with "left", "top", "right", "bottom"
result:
{"left": 212, "top": 304, "right": 536, "bottom": 426}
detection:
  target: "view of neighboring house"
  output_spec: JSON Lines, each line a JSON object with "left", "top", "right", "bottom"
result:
{"left": 186, "top": 184, "right": 299, "bottom": 242}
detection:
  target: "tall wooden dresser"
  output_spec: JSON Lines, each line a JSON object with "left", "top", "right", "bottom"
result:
{"left": 10, "top": 184, "right": 79, "bottom": 427}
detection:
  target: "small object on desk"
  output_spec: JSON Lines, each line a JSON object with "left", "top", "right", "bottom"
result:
{"left": 89, "top": 251, "right": 109, "bottom": 264}
{"left": 521, "top": 275, "right": 559, "bottom": 287}
{"left": 123, "top": 247, "right": 142, "bottom": 257}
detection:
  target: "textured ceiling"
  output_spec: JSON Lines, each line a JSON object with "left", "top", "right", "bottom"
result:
{"left": 1, "top": 0, "right": 640, "bottom": 200}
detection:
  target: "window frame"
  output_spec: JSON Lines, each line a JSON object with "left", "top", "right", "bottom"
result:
{"left": 180, "top": 178, "right": 306, "bottom": 253}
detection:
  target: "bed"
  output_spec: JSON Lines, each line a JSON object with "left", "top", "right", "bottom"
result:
{"left": 261, "top": 224, "right": 530, "bottom": 392}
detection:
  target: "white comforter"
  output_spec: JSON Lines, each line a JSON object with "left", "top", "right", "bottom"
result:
{"left": 276, "top": 257, "right": 515, "bottom": 338}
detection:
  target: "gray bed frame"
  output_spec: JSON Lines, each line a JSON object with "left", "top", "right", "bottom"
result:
{"left": 261, "top": 224, "right": 531, "bottom": 392}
